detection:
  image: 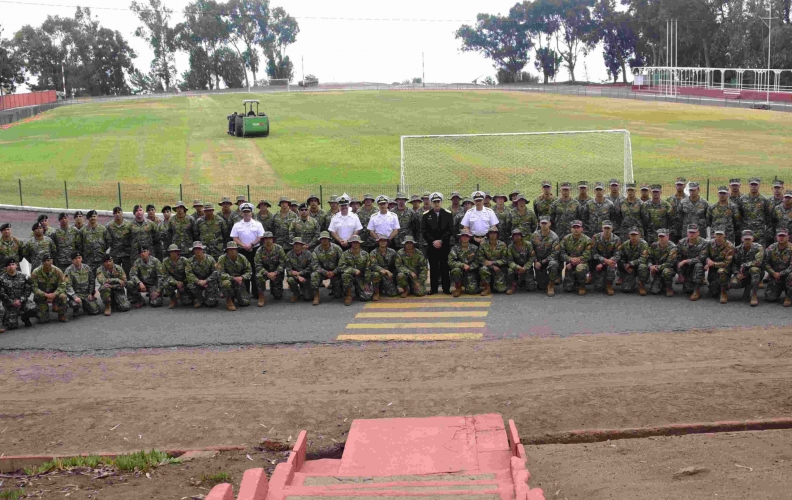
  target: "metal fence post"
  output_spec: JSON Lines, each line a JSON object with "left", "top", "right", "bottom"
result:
{"left": 247, "top": 184, "right": 251, "bottom": 202}
{"left": 320, "top": 185, "right": 323, "bottom": 205}
{"left": 556, "top": 182, "right": 559, "bottom": 197}
{"left": 179, "top": 184, "right": 183, "bottom": 201}
{"left": 117, "top": 182, "right": 122, "bottom": 209}
{"left": 477, "top": 183, "right": 480, "bottom": 191}
{"left": 706, "top": 179, "right": 710, "bottom": 201}
{"left": 18, "top": 179, "right": 23, "bottom": 206}
{"left": 64, "top": 181, "right": 69, "bottom": 209}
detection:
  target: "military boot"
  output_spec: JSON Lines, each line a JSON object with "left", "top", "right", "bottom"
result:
{"left": 290, "top": 295, "right": 298, "bottom": 303}
{"left": 169, "top": 298, "right": 177, "bottom": 309}
{"left": 344, "top": 288, "right": 353, "bottom": 306}
{"left": 312, "top": 291, "right": 320, "bottom": 306}
{"left": 480, "top": 282, "right": 491, "bottom": 296}
{"left": 104, "top": 303, "right": 111, "bottom": 316}
{"left": 638, "top": 282, "right": 647, "bottom": 296}
{"left": 58, "top": 313, "right": 68, "bottom": 323}
{"left": 505, "top": 283, "right": 516, "bottom": 295}
{"left": 400, "top": 288, "right": 409, "bottom": 298}
{"left": 373, "top": 287, "right": 380, "bottom": 301}
{"left": 226, "top": 298, "right": 237, "bottom": 311}
{"left": 605, "top": 282, "right": 615, "bottom": 296}
{"left": 720, "top": 287, "right": 729, "bottom": 304}
{"left": 784, "top": 296, "right": 792, "bottom": 307}
{"left": 750, "top": 290, "right": 758, "bottom": 307}
{"left": 259, "top": 292, "right": 268, "bottom": 307}
{"left": 194, "top": 301, "right": 202, "bottom": 309}
{"left": 547, "top": 282, "right": 555, "bottom": 297}
{"left": 666, "top": 286, "right": 674, "bottom": 297}
{"left": 452, "top": 282, "right": 462, "bottom": 297}
{"left": 690, "top": 287, "right": 701, "bottom": 301}
{"left": 578, "top": 286, "right": 586, "bottom": 296}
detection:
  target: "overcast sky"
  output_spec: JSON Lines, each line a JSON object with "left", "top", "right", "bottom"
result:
{"left": 2, "top": 0, "right": 614, "bottom": 89}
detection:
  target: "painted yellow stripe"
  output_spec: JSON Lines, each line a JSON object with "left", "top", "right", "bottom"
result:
{"left": 337, "top": 333, "right": 483, "bottom": 341}
{"left": 382, "top": 294, "right": 490, "bottom": 300}
{"left": 355, "top": 311, "right": 489, "bottom": 319}
{"left": 364, "top": 302, "right": 491, "bottom": 309}
{"left": 345, "top": 322, "right": 487, "bottom": 329}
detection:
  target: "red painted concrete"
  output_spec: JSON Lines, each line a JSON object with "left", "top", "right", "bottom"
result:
{"left": 0, "top": 91, "right": 57, "bottom": 111}
{"left": 237, "top": 468, "right": 269, "bottom": 500}
{"left": 631, "top": 85, "right": 792, "bottom": 102}
{"left": 206, "top": 483, "right": 234, "bottom": 500}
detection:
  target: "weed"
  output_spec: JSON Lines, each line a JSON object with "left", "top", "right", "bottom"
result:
{"left": 114, "top": 449, "right": 181, "bottom": 472}
{"left": 0, "top": 489, "right": 25, "bottom": 500}
{"left": 23, "top": 450, "right": 180, "bottom": 476}
{"left": 200, "top": 471, "right": 231, "bottom": 485}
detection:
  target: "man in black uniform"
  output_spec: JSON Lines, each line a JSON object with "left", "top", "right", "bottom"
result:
{"left": 422, "top": 192, "right": 454, "bottom": 295}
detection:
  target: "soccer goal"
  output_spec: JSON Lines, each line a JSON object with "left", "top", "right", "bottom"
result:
{"left": 400, "top": 130, "right": 634, "bottom": 194}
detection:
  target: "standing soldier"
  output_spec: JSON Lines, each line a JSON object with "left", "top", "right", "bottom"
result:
{"left": 395, "top": 235, "right": 428, "bottom": 297}
{"left": 666, "top": 177, "right": 687, "bottom": 243}
{"left": 492, "top": 194, "right": 513, "bottom": 243}
{"left": 53, "top": 213, "right": 82, "bottom": 272}
{"left": 350, "top": 197, "right": 361, "bottom": 214}
{"left": 740, "top": 177, "right": 771, "bottom": 247}
{"left": 770, "top": 180, "right": 785, "bottom": 208}
{"left": 290, "top": 203, "right": 321, "bottom": 251}
{"left": 511, "top": 194, "right": 538, "bottom": 236}
{"left": 583, "top": 182, "right": 617, "bottom": 238}
{"left": 169, "top": 201, "right": 195, "bottom": 255}
{"left": 0, "top": 223, "right": 23, "bottom": 269}
{"left": 290, "top": 199, "right": 300, "bottom": 215}
{"left": 285, "top": 237, "right": 315, "bottom": 303}
{"left": 328, "top": 195, "right": 363, "bottom": 250}
{"left": 106, "top": 206, "right": 133, "bottom": 275}
{"left": 704, "top": 227, "right": 735, "bottom": 304}
{"left": 391, "top": 193, "right": 419, "bottom": 249}
{"left": 451, "top": 198, "right": 474, "bottom": 247}
{"left": 506, "top": 228, "right": 536, "bottom": 294}
{"left": 729, "top": 179, "right": 743, "bottom": 207}
{"left": 411, "top": 195, "right": 428, "bottom": 256}
{"left": 508, "top": 190, "right": 521, "bottom": 210}
{"left": 158, "top": 205, "right": 173, "bottom": 259}
{"left": 0, "top": 259, "right": 36, "bottom": 329}
{"left": 255, "top": 232, "right": 287, "bottom": 305}
{"left": 367, "top": 196, "right": 400, "bottom": 247}
{"left": 560, "top": 220, "right": 592, "bottom": 295}
{"left": 422, "top": 192, "right": 454, "bottom": 295}
{"left": 449, "top": 192, "right": 463, "bottom": 215}
{"left": 730, "top": 230, "right": 764, "bottom": 307}
{"left": 648, "top": 229, "right": 678, "bottom": 296}
{"left": 274, "top": 197, "right": 297, "bottom": 253}
{"left": 162, "top": 244, "right": 191, "bottom": 308}
{"left": 617, "top": 183, "right": 644, "bottom": 241}
{"left": 190, "top": 200, "right": 204, "bottom": 221}
{"left": 81, "top": 211, "right": 110, "bottom": 270}
{"left": 607, "top": 179, "right": 625, "bottom": 206}
{"left": 30, "top": 254, "right": 69, "bottom": 323}
{"left": 64, "top": 251, "right": 101, "bottom": 317}
{"left": 339, "top": 235, "right": 373, "bottom": 305}
{"left": 219, "top": 197, "right": 242, "bottom": 235}
{"left": 549, "top": 182, "right": 582, "bottom": 240}
{"left": 357, "top": 194, "right": 378, "bottom": 253}
{"left": 531, "top": 216, "right": 560, "bottom": 297}
{"left": 577, "top": 181, "right": 590, "bottom": 204}
{"left": 306, "top": 193, "right": 324, "bottom": 221}
{"left": 235, "top": 195, "right": 247, "bottom": 215}
{"left": 449, "top": 228, "right": 480, "bottom": 296}
{"left": 96, "top": 255, "right": 130, "bottom": 317}
{"left": 146, "top": 204, "right": 162, "bottom": 225}
{"left": 639, "top": 184, "right": 651, "bottom": 203}
{"left": 591, "top": 220, "right": 621, "bottom": 295}
{"left": 311, "top": 231, "right": 344, "bottom": 304}
{"left": 707, "top": 187, "right": 741, "bottom": 244}
{"left": 185, "top": 241, "right": 220, "bottom": 309}
{"left": 25, "top": 222, "right": 57, "bottom": 271}
{"left": 641, "top": 185, "right": 674, "bottom": 245}
{"left": 218, "top": 241, "right": 252, "bottom": 310}
{"left": 254, "top": 200, "right": 276, "bottom": 233}
{"left": 130, "top": 205, "right": 160, "bottom": 260}
{"left": 534, "top": 181, "right": 556, "bottom": 221}
{"left": 680, "top": 182, "right": 710, "bottom": 238}
{"left": 126, "top": 246, "right": 163, "bottom": 308}
{"left": 772, "top": 190, "right": 792, "bottom": 236}
{"left": 768, "top": 180, "right": 786, "bottom": 246}
{"left": 370, "top": 233, "right": 399, "bottom": 300}
{"left": 320, "top": 196, "right": 340, "bottom": 233}
{"left": 477, "top": 226, "right": 509, "bottom": 295}
{"left": 32, "top": 214, "right": 56, "bottom": 238}
{"left": 196, "top": 203, "right": 227, "bottom": 259}
{"left": 73, "top": 211, "right": 88, "bottom": 231}
{"left": 618, "top": 227, "right": 650, "bottom": 295}
{"left": 677, "top": 224, "right": 708, "bottom": 300}
{"left": 763, "top": 228, "right": 792, "bottom": 306}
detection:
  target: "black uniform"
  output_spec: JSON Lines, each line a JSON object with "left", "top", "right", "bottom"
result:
{"left": 422, "top": 208, "right": 454, "bottom": 294}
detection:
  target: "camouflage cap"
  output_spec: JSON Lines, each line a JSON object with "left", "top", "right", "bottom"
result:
{"left": 511, "top": 227, "right": 524, "bottom": 236}
{"left": 542, "top": 180, "right": 552, "bottom": 188}
{"left": 257, "top": 199, "right": 271, "bottom": 208}
{"left": 773, "top": 179, "right": 785, "bottom": 188}
{"left": 220, "top": 196, "right": 233, "bottom": 205}
{"left": 717, "top": 186, "right": 728, "bottom": 193}
{"left": 687, "top": 224, "right": 699, "bottom": 232}
{"left": 262, "top": 231, "right": 274, "bottom": 239}
{"left": 348, "top": 235, "right": 362, "bottom": 243}
{"left": 307, "top": 193, "right": 320, "bottom": 202}
{"left": 462, "top": 197, "right": 473, "bottom": 205}
{"left": 639, "top": 184, "right": 649, "bottom": 191}
{"left": 749, "top": 177, "right": 761, "bottom": 185}
{"left": 278, "top": 196, "right": 290, "bottom": 204}
{"left": 688, "top": 182, "right": 700, "bottom": 189}
{"left": 509, "top": 188, "right": 520, "bottom": 196}
{"left": 225, "top": 241, "right": 240, "bottom": 250}
{"left": 571, "top": 220, "right": 583, "bottom": 227}
{"left": 493, "top": 193, "right": 508, "bottom": 201}
{"left": 577, "top": 181, "right": 588, "bottom": 188}
{"left": 777, "top": 227, "right": 789, "bottom": 235}
{"left": 350, "top": 197, "right": 360, "bottom": 205}
{"left": 516, "top": 194, "right": 529, "bottom": 203}
{"left": 167, "top": 244, "right": 181, "bottom": 252}
{"left": 395, "top": 192, "right": 408, "bottom": 200}
{"left": 328, "top": 195, "right": 338, "bottom": 204}
{"left": 650, "top": 184, "right": 662, "bottom": 191}
{"left": 410, "top": 195, "right": 421, "bottom": 203}
{"left": 422, "top": 191, "right": 431, "bottom": 199}
{"left": 450, "top": 191, "right": 461, "bottom": 199}
{"left": 41, "top": 253, "right": 52, "bottom": 261}
{"left": 729, "top": 178, "right": 741, "bottom": 185}
{"left": 203, "top": 202, "right": 215, "bottom": 211}
{"left": 402, "top": 235, "right": 417, "bottom": 245}
{"left": 713, "top": 226, "right": 726, "bottom": 235}
{"left": 609, "top": 178, "right": 620, "bottom": 186}
{"left": 319, "top": 231, "right": 331, "bottom": 240}
{"left": 656, "top": 228, "right": 668, "bottom": 236}
{"left": 742, "top": 229, "right": 754, "bottom": 239}
{"left": 175, "top": 201, "right": 187, "bottom": 209}
{"left": 601, "top": 220, "right": 613, "bottom": 228}
{"left": 629, "top": 226, "right": 641, "bottom": 235}
{"left": 625, "top": 183, "right": 637, "bottom": 189}
{"left": 785, "top": 190, "right": 792, "bottom": 198}
{"left": 675, "top": 177, "right": 687, "bottom": 185}
{"left": 458, "top": 228, "right": 473, "bottom": 237}
{"left": 292, "top": 237, "right": 305, "bottom": 245}
{"left": 192, "top": 199, "right": 203, "bottom": 207}
{"left": 236, "top": 195, "right": 247, "bottom": 203}
{"left": 484, "top": 192, "right": 492, "bottom": 199}
{"left": 376, "top": 233, "right": 390, "bottom": 241}
{"left": 487, "top": 225, "right": 499, "bottom": 234}
{"left": 539, "top": 215, "right": 551, "bottom": 223}
{"left": 289, "top": 199, "right": 298, "bottom": 206}
{"left": 376, "top": 195, "right": 389, "bottom": 204}
{"left": 594, "top": 182, "right": 604, "bottom": 190}
{"left": 363, "top": 193, "right": 375, "bottom": 201}
{"left": 560, "top": 182, "right": 571, "bottom": 189}
{"left": 191, "top": 241, "right": 205, "bottom": 250}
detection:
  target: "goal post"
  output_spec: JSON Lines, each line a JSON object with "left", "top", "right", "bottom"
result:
{"left": 400, "top": 130, "right": 634, "bottom": 194}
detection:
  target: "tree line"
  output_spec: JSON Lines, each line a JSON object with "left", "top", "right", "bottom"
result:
{"left": 456, "top": 0, "right": 792, "bottom": 84}
{"left": 0, "top": 0, "right": 298, "bottom": 96}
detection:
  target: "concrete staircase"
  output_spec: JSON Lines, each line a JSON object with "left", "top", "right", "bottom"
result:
{"left": 206, "top": 414, "right": 544, "bottom": 500}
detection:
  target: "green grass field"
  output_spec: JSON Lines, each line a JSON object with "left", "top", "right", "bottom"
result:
{"left": 1, "top": 90, "right": 790, "bottom": 209}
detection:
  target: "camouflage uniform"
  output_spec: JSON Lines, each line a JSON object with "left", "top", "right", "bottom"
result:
{"left": 510, "top": 209, "right": 538, "bottom": 236}
{"left": 507, "top": 242, "right": 537, "bottom": 291}
{"left": 64, "top": 263, "right": 101, "bottom": 316}
{"left": 255, "top": 212, "right": 277, "bottom": 234}
{"left": 255, "top": 244, "right": 287, "bottom": 300}
{"left": 396, "top": 248, "right": 429, "bottom": 296}
{"left": 370, "top": 246, "right": 400, "bottom": 297}
{"left": 450, "top": 209, "right": 468, "bottom": 247}
{"left": 30, "top": 265, "right": 68, "bottom": 323}
{"left": 218, "top": 253, "right": 252, "bottom": 306}
{"left": 273, "top": 212, "right": 297, "bottom": 252}
{"left": 768, "top": 194, "right": 786, "bottom": 245}
{"left": 493, "top": 208, "right": 512, "bottom": 243}
{"left": 616, "top": 198, "right": 644, "bottom": 241}
{"left": 186, "top": 255, "right": 220, "bottom": 307}
{"left": 106, "top": 220, "right": 133, "bottom": 269}
{"left": 618, "top": 238, "right": 650, "bottom": 293}
{"left": 81, "top": 225, "right": 110, "bottom": 269}
{"left": 158, "top": 219, "right": 173, "bottom": 258}
{"left": 24, "top": 236, "right": 57, "bottom": 271}
{"left": 195, "top": 217, "right": 228, "bottom": 259}
{"left": 285, "top": 249, "right": 316, "bottom": 300}
{"left": 448, "top": 243, "right": 480, "bottom": 294}
{"left": 771, "top": 203, "right": 792, "bottom": 237}
{"left": 391, "top": 208, "right": 419, "bottom": 248}
{"left": 730, "top": 243, "right": 764, "bottom": 298}
{"left": 533, "top": 195, "right": 556, "bottom": 220}
{"left": 680, "top": 197, "right": 710, "bottom": 238}
{"left": 52, "top": 226, "right": 83, "bottom": 270}
{"left": 162, "top": 255, "right": 192, "bottom": 306}
{"left": 641, "top": 200, "right": 674, "bottom": 244}
{"left": 0, "top": 271, "right": 37, "bottom": 329}
{"left": 308, "top": 207, "right": 325, "bottom": 223}
{"left": 704, "top": 239, "right": 735, "bottom": 298}
{"left": 677, "top": 237, "right": 708, "bottom": 293}
{"left": 312, "top": 243, "right": 344, "bottom": 298}
{"left": 96, "top": 263, "right": 131, "bottom": 312}
{"left": 591, "top": 232, "right": 622, "bottom": 292}
{"left": 319, "top": 210, "right": 339, "bottom": 233}
{"left": 550, "top": 198, "right": 582, "bottom": 239}
{"left": 531, "top": 229, "right": 561, "bottom": 291}
{"left": 290, "top": 217, "right": 320, "bottom": 251}
{"left": 357, "top": 205, "right": 379, "bottom": 251}
{"left": 129, "top": 219, "right": 159, "bottom": 260}
{"left": 666, "top": 193, "right": 687, "bottom": 243}
{"left": 560, "top": 233, "right": 592, "bottom": 292}
{"left": 763, "top": 242, "right": 792, "bottom": 302}
{"left": 582, "top": 199, "right": 617, "bottom": 237}
{"left": 0, "top": 237, "right": 23, "bottom": 269}
{"left": 340, "top": 249, "right": 373, "bottom": 300}
{"left": 707, "top": 202, "right": 741, "bottom": 244}
{"left": 648, "top": 241, "right": 678, "bottom": 294}
{"left": 126, "top": 256, "right": 164, "bottom": 307}
{"left": 169, "top": 215, "right": 195, "bottom": 255}
{"left": 740, "top": 193, "right": 771, "bottom": 245}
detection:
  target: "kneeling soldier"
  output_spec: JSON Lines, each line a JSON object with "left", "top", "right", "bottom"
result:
{"left": 370, "top": 233, "right": 399, "bottom": 300}
{"left": 648, "top": 229, "right": 678, "bottom": 296}
{"left": 591, "top": 220, "right": 621, "bottom": 295}
{"left": 396, "top": 236, "right": 428, "bottom": 298}
{"left": 704, "top": 226, "right": 735, "bottom": 304}
{"left": 162, "top": 244, "right": 191, "bottom": 308}
{"left": 763, "top": 228, "right": 792, "bottom": 306}
{"left": 186, "top": 241, "right": 220, "bottom": 308}
{"left": 0, "top": 259, "right": 36, "bottom": 330}
{"left": 340, "top": 235, "right": 373, "bottom": 305}
{"left": 97, "top": 255, "right": 131, "bottom": 316}
{"left": 531, "top": 216, "right": 560, "bottom": 296}
{"left": 478, "top": 226, "right": 509, "bottom": 295}
{"left": 31, "top": 253, "right": 69, "bottom": 323}
{"left": 449, "top": 228, "right": 479, "bottom": 297}
{"left": 311, "top": 231, "right": 343, "bottom": 305}
{"left": 677, "top": 224, "right": 708, "bottom": 300}
{"left": 64, "top": 251, "right": 101, "bottom": 317}
{"left": 127, "top": 246, "right": 163, "bottom": 308}
{"left": 218, "top": 241, "right": 252, "bottom": 310}
{"left": 618, "top": 227, "right": 650, "bottom": 295}
{"left": 286, "top": 237, "right": 315, "bottom": 302}
{"left": 730, "top": 230, "right": 764, "bottom": 307}
{"left": 506, "top": 228, "right": 536, "bottom": 294}
{"left": 255, "top": 231, "right": 287, "bottom": 306}
{"left": 561, "top": 220, "right": 592, "bottom": 295}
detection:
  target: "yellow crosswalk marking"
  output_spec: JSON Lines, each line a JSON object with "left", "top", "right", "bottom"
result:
{"left": 356, "top": 311, "right": 488, "bottom": 319}
{"left": 337, "top": 333, "right": 483, "bottom": 341}
{"left": 364, "top": 302, "right": 491, "bottom": 309}
{"left": 345, "top": 322, "right": 486, "bottom": 329}
{"left": 381, "top": 294, "right": 490, "bottom": 300}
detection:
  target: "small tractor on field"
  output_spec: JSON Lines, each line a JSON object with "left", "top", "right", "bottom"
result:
{"left": 227, "top": 100, "right": 270, "bottom": 137}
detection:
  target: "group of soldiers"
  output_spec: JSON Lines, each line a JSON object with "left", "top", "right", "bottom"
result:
{"left": 0, "top": 177, "right": 791, "bottom": 332}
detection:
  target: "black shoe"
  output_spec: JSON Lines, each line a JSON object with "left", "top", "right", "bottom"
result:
{"left": 23, "top": 318, "right": 33, "bottom": 327}
{"left": 443, "top": 290, "right": 452, "bottom": 295}
{"left": 428, "top": 290, "right": 437, "bottom": 295}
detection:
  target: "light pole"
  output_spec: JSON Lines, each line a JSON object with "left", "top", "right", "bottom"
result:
{"left": 760, "top": 0, "right": 778, "bottom": 104}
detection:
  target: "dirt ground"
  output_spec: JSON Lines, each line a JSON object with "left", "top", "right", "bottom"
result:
{"left": 2, "top": 327, "right": 792, "bottom": 498}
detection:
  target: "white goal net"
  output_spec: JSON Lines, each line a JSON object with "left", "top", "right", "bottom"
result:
{"left": 400, "top": 130, "right": 634, "bottom": 194}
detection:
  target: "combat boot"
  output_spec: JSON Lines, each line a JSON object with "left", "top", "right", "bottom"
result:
{"left": 505, "top": 283, "right": 516, "bottom": 295}
{"left": 480, "top": 282, "right": 491, "bottom": 296}
{"left": 452, "top": 282, "right": 462, "bottom": 297}
{"left": 194, "top": 301, "right": 202, "bottom": 309}
{"left": 290, "top": 295, "right": 298, "bottom": 303}
{"left": 784, "top": 297, "right": 792, "bottom": 307}
{"left": 547, "top": 282, "right": 555, "bottom": 297}
{"left": 373, "top": 287, "right": 380, "bottom": 301}
{"left": 759, "top": 281, "right": 766, "bottom": 289}
{"left": 638, "top": 282, "right": 646, "bottom": 296}
{"left": 259, "top": 292, "right": 267, "bottom": 307}
{"left": 226, "top": 298, "right": 237, "bottom": 311}
{"left": 169, "top": 298, "right": 177, "bottom": 309}
{"left": 58, "top": 313, "right": 68, "bottom": 323}
{"left": 690, "top": 287, "right": 701, "bottom": 301}
{"left": 605, "top": 282, "right": 615, "bottom": 296}
{"left": 720, "top": 287, "right": 729, "bottom": 304}
{"left": 578, "top": 286, "right": 586, "bottom": 296}
{"left": 344, "top": 288, "right": 353, "bottom": 306}
{"left": 104, "top": 303, "right": 111, "bottom": 316}
{"left": 312, "top": 291, "right": 320, "bottom": 306}
{"left": 750, "top": 290, "right": 758, "bottom": 307}
{"left": 666, "top": 287, "right": 674, "bottom": 297}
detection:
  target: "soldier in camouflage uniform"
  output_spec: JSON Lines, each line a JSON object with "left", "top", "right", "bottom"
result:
{"left": 493, "top": 194, "right": 513, "bottom": 243}
{"left": 290, "top": 199, "right": 299, "bottom": 215}
{"left": 396, "top": 235, "right": 428, "bottom": 297}
{"left": 357, "top": 194, "right": 378, "bottom": 252}
{"left": 560, "top": 220, "right": 592, "bottom": 295}
{"left": 583, "top": 182, "right": 617, "bottom": 237}
{"left": 106, "top": 206, "right": 133, "bottom": 274}
{"left": 729, "top": 179, "right": 743, "bottom": 209}
{"left": 126, "top": 246, "right": 163, "bottom": 308}
{"left": 0, "top": 259, "right": 36, "bottom": 330}
{"left": 254, "top": 200, "right": 276, "bottom": 234}
{"left": 319, "top": 196, "right": 340, "bottom": 233}
{"left": 707, "top": 187, "right": 741, "bottom": 244}
{"left": 274, "top": 197, "right": 297, "bottom": 253}
{"left": 81, "top": 211, "right": 110, "bottom": 270}
{"left": 411, "top": 195, "right": 428, "bottom": 255}
{"left": 196, "top": 203, "right": 228, "bottom": 259}
{"left": 740, "top": 178, "right": 771, "bottom": 246}
{"left": 290, "top": 203, "right": 321, "bottom": 251}
{"left": 618, "top": 227, "right": 650, "bottom": 295}
{"left": 477, "top": 225, "right": 509, "bottom": 295}
{"left": 531, "top": 216, "right": 561, "bottom": 296}
{"left": 648, "top": 229, "right": 678, "bottom": 296}
{"left": 763, "top": 228, "right": 792, "bottom": 306}
{"left": 449, "top": 192, "right": 463, "bottom": 216}
{"left": 534, "top": 181, "right": 556, "bottom": 221}
{"left": 680, "top": 182, "right": 710, "bottom": 238}
{"left": 617, "top": 184, "right": 644, "bottom": 241}
{"left": 768, "top": 180, "right": 786, "bottom": 244}
{"left": 450, "top": 198, "right": 474, "bottom": 247}
{"left": 0, "top": 223, "right": 23, "bottom": 269}
{"left": 219, "top": 197, "right": 242, "bottom": 238}
{"left": 577, "top": 181, "right": 590, "bottom": 205}
{"left": 591, "top": 220, "right": 621, "bottom": 295}
{"left": 53, "top": 213, "right": 82, "bottom": 271}
{"left": 30, "top": 254, "right": 69, "bottom": 323}
{"left": 64, "top": 251, "right": 101, "bottom": 317}
{"left": 448, "top": 229, "right": 479, "bottom": 296}
{"left": 511, "top": 195, "right": 538, "bottom": 236}
{"left": 255, "top": 232, "right": 287, "bottom": 305}
{"left": 550, "top": 182, "right": 583, "bottom": 240}
{"left": 340, "top": 235, "right": 373, "bottom": 305}
{"left": 31, "top": 214, "right": 55, "bottom": 239}
{"left": 185, "top": 241, "right": 220, "bottom": 308}
{"left": 641, "top": 185, "right": 674, "bottom": 245}
{"left": 169, "top": 201, "right": 196, "bottom": 255}
{"left": 392, "top": 193, "right": 420, "bottom": 249}
{"left": 218, "top": 241, "right": 252, "bottom": 310}
{"left": 157, "top": 206, "right": 173, "bottom": 260}
{"left": 306, "top": 193, "right": 325, "bottom": 221}
{"left": 607, "top": 179, "right": 625, "bottom": 208}
{"left": 25, "top": 222, "right": 57, "bottom": 271}
{"left": 371, "top": 233, "right": 400, "bottom": 300}
{"left": 771, "top": 190, "right": 792, "bottom": 238}
{"left": 676, "top": 224, "right": 708, "bottom": 300}
{"left": 666, "top": 178, "right": 687, "bottom": 243}
{"left": 162, "top": 244, "right": 192, "bottom": 308}
{"left": 285, "top": 237, "right": 315, "bottom": 302}
{"left": 639, "top": 184, "right": 651, "bottom": 203}
{"left": 190, "top": 200, "right": 204, "bottom": 221}
{"left": 730, "top": 230, "right": 764, "bottom": 307}
{"left": 506, "top": 228, "right": 536, "bottom": 294}
{"left": 129, "top": 205, "right": 160, "bottom": 260}
{"left": 704, "top": 227, "right": 735, "bottom": 304}
{"left": 96, "top": 254, "right": 131, "bottom": 316}
{"left": 311, "top": 231, "right": 344, "bottom": 305}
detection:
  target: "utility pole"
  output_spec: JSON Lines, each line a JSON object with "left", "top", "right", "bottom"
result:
{"left": 62, "top": 63, "right": 67, "bottom": 97}
{"left": 302, "top": 55, "right": 305, "bottom": 87}
{"left": 760, "top": 0, "right": 777, "bottom": 104}
{"left": 422, "top": 52, "right": 425, "bottom": 88}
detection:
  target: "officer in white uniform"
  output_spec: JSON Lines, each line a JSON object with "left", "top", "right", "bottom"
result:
{"left": 461, "top": 191, "right": 500, "bottom": 245}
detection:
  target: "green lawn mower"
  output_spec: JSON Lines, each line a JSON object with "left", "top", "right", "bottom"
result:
{"left": 227, "top": 100, "right": 270, "bottom": 137}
